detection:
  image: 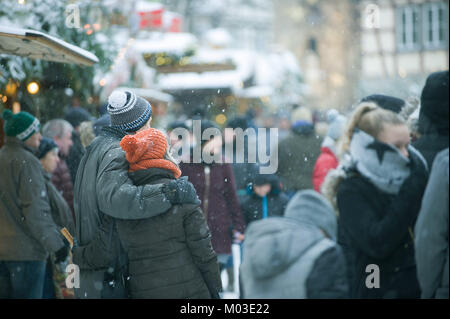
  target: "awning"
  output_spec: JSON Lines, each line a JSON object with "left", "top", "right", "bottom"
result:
{"left": 0, "top": 26, "right": 99, "bottom": 66}
{"left": 117, "top": 87, "right": 174, "bottom": 104}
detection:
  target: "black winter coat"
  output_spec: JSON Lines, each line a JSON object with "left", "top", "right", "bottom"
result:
{"left": 336, "top": 153, "right": 428, "bottom": 299}
{"left": 118, "top": 168, "right": 222, "bottom": 299}
{"left": 74, "top": 168, "right": 222, "bottom": 299}
{"left": 241, "top": 178, "right": 289, "bottom": 226}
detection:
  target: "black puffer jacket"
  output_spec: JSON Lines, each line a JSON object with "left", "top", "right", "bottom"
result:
{"left": 75, "top": 168, "right": 223, "bottom": 299}
{"left": 336, "top": 151, "right": 428, "bottom": 298}
{"left": 118, "top": 168, "right": 222, "bottom": 299}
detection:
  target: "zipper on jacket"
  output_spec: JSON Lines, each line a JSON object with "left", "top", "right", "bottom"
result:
{"left": 203, "top": 166, "right": 211, "bottom": 220}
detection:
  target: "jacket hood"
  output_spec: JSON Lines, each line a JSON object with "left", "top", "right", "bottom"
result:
{"left": 243, "top": 217, "right": 324, "bottom": 279}
{"left": 129, "top": 167, "right": 175, "bottom": 186}
{"left": 242, "top": 190, "right": 337, "bottom": 279}
{"left": 284, "top": 190, "right": 337, "bottom": 241}
{"left": 419, "top": 71, "right": 449, "bottom": 135}
{"left": 246, "top": 173, "right": 282, "bottom": 196}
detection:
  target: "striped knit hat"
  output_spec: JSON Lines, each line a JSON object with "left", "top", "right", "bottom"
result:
{"left": 120, "top": 128, "right": 181, "bottom": 178}
{"left": 107, "top": 90, "right": 152, "bottom": 132}
{"left": 2, "top": 109, "right": 40, "bottom": 141}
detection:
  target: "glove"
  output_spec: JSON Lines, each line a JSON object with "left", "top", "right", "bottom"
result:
{"left": 163, "top": 177, "right": 201, "bottom": 205}
{"left": 401, "top": 152, "right": 428, "bottom": 196}
{"left": 54, "top": 238, "right": 70, "bottom": 263}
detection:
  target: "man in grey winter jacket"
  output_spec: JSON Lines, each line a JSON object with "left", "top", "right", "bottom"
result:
{"left": 240, "top": 190, "right": 349, "bottom": 299}
{"left": 73, "top": 90, "right": 200, "bottom": 298}
{"left": 0, "top": 110, "right": 67, "bottom": 299}
{"left": 415, "top": 148, "right": 449, "bottom": 299}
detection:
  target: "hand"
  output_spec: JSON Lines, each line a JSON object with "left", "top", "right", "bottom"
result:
{"left": 404, "top": 152, "right": 428, "bottom": 193}
{"left": 164, "top": 177, "right": 201, "bottom": 205}
{"left": 54, "top": 239, "right": 70, "bottom": 263}
{"left": 233, "top": 230, "right": 245, "bottom": 244}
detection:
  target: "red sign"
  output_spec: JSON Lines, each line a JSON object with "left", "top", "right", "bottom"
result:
{"left": 138, "top": 6, "right": 164, "bottom": 29}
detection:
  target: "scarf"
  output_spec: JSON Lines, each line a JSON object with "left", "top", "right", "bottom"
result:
{"left": 341, "top": 129, "right": 425, "bottom": 194}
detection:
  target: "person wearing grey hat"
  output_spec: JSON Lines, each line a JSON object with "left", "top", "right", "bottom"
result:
{"left": 72, "top": 89, "right": 201, "bottom": 299}
{"left": 107, "top": 90, "right": 153, "bottom": 132}
{"left": 240, "top": 190, "right": 349, "bottom": 298}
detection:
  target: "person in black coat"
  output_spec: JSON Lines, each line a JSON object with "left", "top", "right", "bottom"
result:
{"left": 241, "top": 174, "right": 289, "bottom": 226}
{"left": 413, "top": 70, "right": 449, "bottom": 168}
{"left": 323, "top": 101, "right": 428, "bottom": 299}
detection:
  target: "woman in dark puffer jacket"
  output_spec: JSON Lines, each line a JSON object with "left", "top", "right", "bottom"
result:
{"left": 118, "top": 128, "right": 222, "bottom": 299}
{"left": 323, "top": 101, "right": 428, "bottom": 299}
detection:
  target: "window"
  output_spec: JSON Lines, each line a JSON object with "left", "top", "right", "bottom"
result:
{"left": 397, "top": 5, "right": 421, "bottom": 51}
{"left": 396, "top": 2, "right": 449, "bottom": 51}
{"left": 423, "top": 2, "right": 448, "bottom": 49}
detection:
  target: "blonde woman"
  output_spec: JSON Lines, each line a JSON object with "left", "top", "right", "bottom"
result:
{"left": 323, "top": 101, "right": 428, "bottom": 299}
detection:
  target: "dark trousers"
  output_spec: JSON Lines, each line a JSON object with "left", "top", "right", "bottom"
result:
{"left": 42, "top": 258, "right": 56, "bottom": 299}
{"left": 0, "top": 260, "right": 46, "bottom": 299}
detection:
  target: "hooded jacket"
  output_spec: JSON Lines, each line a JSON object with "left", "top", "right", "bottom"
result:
{"left": 73, "top": 126, "right": 172, "bottom": 298}
{"left": 117, "top": 168, "right": 222, "bottom": 299}
{"left": 241, "top": 174, "right": 289, "bottom": 225}
{"left": 413, "top": 71, "right": 449, "bottom": 168}
{"left": 240, "top": 190, "right": 348, "bottom": 299}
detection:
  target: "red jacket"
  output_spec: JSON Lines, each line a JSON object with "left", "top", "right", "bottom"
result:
{"left": 313, "top": 147, "right": 338, "bottom": 193}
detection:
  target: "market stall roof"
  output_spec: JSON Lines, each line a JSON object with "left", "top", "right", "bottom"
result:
{"left": 117, "top": 87, "right": 174, "bottom": 104}
{"left": 133, "top": 32, "right": 197, "bottom": 56}
{"left": 0, "top": 26, "right": 99, "bottom": 66}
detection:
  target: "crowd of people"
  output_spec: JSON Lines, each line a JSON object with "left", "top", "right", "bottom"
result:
{"left": 0, "top": 70, "right": 448, "bottom": 299}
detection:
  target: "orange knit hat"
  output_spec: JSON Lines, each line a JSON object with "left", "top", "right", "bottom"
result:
{"left": 120, "top": 128, "right": 181, "bottom": 178}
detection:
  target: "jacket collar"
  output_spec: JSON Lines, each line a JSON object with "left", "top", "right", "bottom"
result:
{"left": 129, "top": 167, "right": 175, "bottom": 186}
{"left": 100, "top": 126, "right": 127, "bottom": 140}
{"left": 5, "top": 136, "right": 37, "bottom": 155}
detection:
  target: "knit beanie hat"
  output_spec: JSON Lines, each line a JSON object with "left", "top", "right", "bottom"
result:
{"left": 107, "top": 90, "right": 152, "bottom": 132}
{"left": 361, "top": 94, "right": 406, "bottom": 114}
{"left": 326, "top": 109, "right": 347, "bottom": 141}
{"left": 36, "top": 137, "right": 58, "bottom": 159}
{"left": 2, "top": 109, "right": 40, "bottom": 141}
{"left": 120, "top": 128, "right": 181, "bottom": 178}
{"left": 419, "top": 70, "right": 449, "bottom": 134}
{"left": 65, "top": 107, "right": 92, "bottom": 128}
{"left": 291, "top": 106, "right": 313, "bottom": 125}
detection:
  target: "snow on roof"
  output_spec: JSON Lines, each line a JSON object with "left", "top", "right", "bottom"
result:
{"left": 235, "top": 86, "right": 274, "bottom": 99}
{"left": 117, "top": 86, "right": 174, "bottom": 103}
{"left": 203, "top": 28, "right": 233, "bottom": 48}
{"left": 155, "top": 47, "right": 304, "bottom": 95}
{"left": 0, "top": 26, "right": 99, "bottom": 66}
{"left": 136, "top": 1, "right": 163, "bottom": 12}
{"left": 133, "top": 32, "right": 197, "bottom": 55}
{"left": 157, "top": 49, "right": 254, "bottom": 91}
{"left": 157, "top": 70, "right": 245, "bottom": 91}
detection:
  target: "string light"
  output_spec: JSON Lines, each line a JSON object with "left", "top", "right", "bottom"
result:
{"left": 27, "top": 82, "right": 39, "bottom": 94}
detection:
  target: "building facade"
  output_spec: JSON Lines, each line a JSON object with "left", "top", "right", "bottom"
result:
{"left": 359, "top": 0, "right": 449, "bottom": 99}
{"left": 274, "top": 0, "right": 362, "bottom": 111}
